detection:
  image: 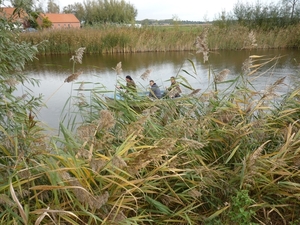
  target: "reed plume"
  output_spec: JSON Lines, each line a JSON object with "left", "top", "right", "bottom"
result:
{"left": 142, "top": 106, "right": 160, "bottom": 116}
{"left": 98, "top": 109, "right": 115, "bottom": 131}
{"left": 140, "top": 69, "right": 151, "bottom": 80}
{"left": 112, "top": 155, "right": 127, "bottom": 169}
{"left": 249, "top": 30, "right": 257, "bottom": 48}
{"left": 188, "top": 88, "right": 201, "bottom": 96}
{"left": 78, "top": 81, "right": 84, "bottom": 90}
{"left": 242, "top": 141, "right": 270, "bottom": 188}
{"left": 112, "top": 61, "right": 122, "bottom": 75}
{"left": 166, "top": 87, "right": 179, "bottom": 98}
{"left": 64, "top": 71, "right": 83, "bottom": 83}
{"left": 5, "top": 78, "right": 19, "bottom": 87}
{"left": 215, "top": 69, "right": 230, "bottom": 83}
{"left": 70, "top": 47, "right": 86, "bottom": 64}
{"left": 242, "top": 57, "right": 253, "bottom": 74}
{"left": 60, "top": 171, "right": 109, "bottom": 210}
{"left": 261, "top": 76, "right": 286, "bottom": 99}
{"left": 194, "top": 29, "right": 209, "bottom": 63}
{"left": 0, "top": 194, "right": 15, "bottom": 207}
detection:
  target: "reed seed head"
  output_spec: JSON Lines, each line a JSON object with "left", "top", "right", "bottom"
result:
{"left": 112, "top": 155, "right": 127, "bottom": 169}
{"left": 99, "top": 110, "right": 115, "bottom": 131}
{"left": 112, "top": 61, "right": 122, "bottom": 75}
{"left": 64, "top": 71, "right": 83, "bottom": 83}
{"left": 0, "top": 194, "right": 15, "bottom": 207}
{"left": 215, "top": 69, "right": 230, "bottom": 83}
{"left": 194, "top": 29, "right": 209, "bottom": 63}
{"left": 140, "top": 69, "right": 151, "bottom": 80}
{"left": 261, "top": 77, "right": 286, "bottom": 99}
{"left": 249, "top": 30, "right": 257, "bottom": 47}
{"left": 70, "top": 47, "right": 86, "bottom": 64}
{"left": 242, "top": 57, "right": 253, "bottom": 74}
{"left": 188, "top": 88, "right": 201, "bottom": 96}
{"left": 91, "top": 191, "right": 109, "bottom": 209}
{"left": 5, "top": 78, "right": 19, "bottom": 87}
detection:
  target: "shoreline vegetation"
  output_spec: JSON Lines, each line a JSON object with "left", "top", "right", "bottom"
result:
{"left": 19, "top": 24, "right": 300, "bottom": 55}
{"left": 3, "top": 20, "right": 300, "bottom": 224}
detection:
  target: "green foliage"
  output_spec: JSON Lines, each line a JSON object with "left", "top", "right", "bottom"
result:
{"left": 41, "top": 16, "right": 52, "bottom": 28}
{"left": 82, "top": 0, "right": 137, "bottom": 25}
{"left": 63, "top": 2, "right": 85, "bottom": 22}
{"left": 47, "top": 0, "right": 60, "bottom": 13}
{"left": 28, "top": 11, "right": 39, "bottom": 29}
{"left": 228, "top": 190, "right": 257, "bottom": 224}
{"left": 233, "top": 0, "right": 300, "bottom": 30}
{"left": 0, "top": 16, "right": 44, "bottom": 155}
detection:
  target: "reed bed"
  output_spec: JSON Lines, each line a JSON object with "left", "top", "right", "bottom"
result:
{"left": 19, "top": 24, "right": 300, "bottom": 55}
{"left": 3, "top": 25, "right": 300, "bottom": 225}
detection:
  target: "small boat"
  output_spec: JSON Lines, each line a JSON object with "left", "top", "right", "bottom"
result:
{"left": 103, "top": 89, "right": 200, "bottom": 112}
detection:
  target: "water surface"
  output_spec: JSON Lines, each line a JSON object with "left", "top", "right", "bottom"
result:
{"left": 18, "top": 49, "right": 300, "bottom": 131}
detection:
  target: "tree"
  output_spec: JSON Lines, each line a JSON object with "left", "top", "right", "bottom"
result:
{"left": 47, "top": 0, "right": 60, "bottom": 13}
{"left": 83, "top": 0, "right": 137, "bottom": 25}
{"left": 233, "top": 0, "right": 299, "bottom": 29}
{"left": 10, "top": 0, "right": 34, "bottom": 12}
{"left": 0, "top": 6, "right": 44, "bottom": 153}
{"left": 63, "top": 3, "right": 85, "bottom": 22}
{"left": 282, "top": 0, "right": 300, "bottom": 19}
{"left": 42, "top": 16, "right": 52, "bottom": 28}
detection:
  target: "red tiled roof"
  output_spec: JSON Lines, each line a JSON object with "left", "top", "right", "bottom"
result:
{"left": 0, "top": 7, "right": 27, "bottom": 20}
{"left": 41, "top": 13, "right": 80, "bottom": 23}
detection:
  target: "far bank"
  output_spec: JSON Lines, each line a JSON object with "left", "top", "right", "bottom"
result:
{"left": 19, "top": 24, "right": 300, "bottom": 55}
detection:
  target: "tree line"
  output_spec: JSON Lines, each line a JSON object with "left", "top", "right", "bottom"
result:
{"left": 214, "top": 0, "right": 300, "bottom": 30}
{"left": 5, "top": 0, "right": 300, "bottom": 29}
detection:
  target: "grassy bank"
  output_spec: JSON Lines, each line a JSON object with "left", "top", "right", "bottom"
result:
{"left": 18, "top": 24, "right": 300, "bottom": 55}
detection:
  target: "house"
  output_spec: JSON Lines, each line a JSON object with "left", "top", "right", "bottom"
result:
{"left": 0, "top": 7, "right": 29, "bottom": 29}
{"left": 37, "top": 13, "right": 80, "bottom": 29}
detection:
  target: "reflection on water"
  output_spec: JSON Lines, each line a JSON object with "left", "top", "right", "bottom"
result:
{"left": 17, "top": 49, "right": 300, "bottom": 131}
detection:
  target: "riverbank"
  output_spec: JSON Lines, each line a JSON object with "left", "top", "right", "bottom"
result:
{"left": 19, "top": 24, "right": 300, "bottom": 55}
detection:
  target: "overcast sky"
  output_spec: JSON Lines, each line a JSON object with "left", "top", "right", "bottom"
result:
{"left": 57, "top": 0, "right": 274, "bottom": 21}
{"left": 128, "top": 0, "right": 271, "bottom": 21}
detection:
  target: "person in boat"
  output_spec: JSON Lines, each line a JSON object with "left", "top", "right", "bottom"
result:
{"left": 149, "top": 80, "right": 162, "bottom": 99}
{"left": 166, "top": 76, "right": 182, "bottom": 98}
{"left": 117, "top": 75, "right": 137, "bottom": 93}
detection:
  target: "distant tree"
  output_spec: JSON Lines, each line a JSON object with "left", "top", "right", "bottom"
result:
{"left": 42, "top": 16, "right": 52, "bottom": 28}
{"left": 172, "top": 14, "right": 181, "bottom": 26}
{"left": 232, "top": 0, "right": 299, "bottom": 29}
{"left": 63, "top": 3, "right": 85, "bottom": 22}
{"left": 34, "top": 1, "right": 45, "bottom": 13}
{"left": 282, "top": 0, "right": 300, "bottom": 20}
{"left": 83, "top": 0, "right": 137, "bottom": 25}
{"left": 213, "top": 10, "right": 236, "bottom": 28}
{"left": 10, "top": 0, "right": 34, "bottom": 12}
{"left": 47, "top": 0, "right": 60, "bottom": 13}
{"left": 28, "top": 11, "right": 39, "bottom": 28}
